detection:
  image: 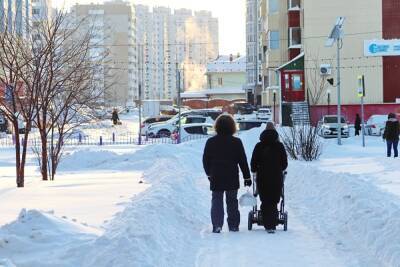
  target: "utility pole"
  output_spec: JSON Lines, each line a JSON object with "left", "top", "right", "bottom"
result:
{"left": 176, "top": 63, "right": 182, "bottom": 144}
{"left": 358, "top": 75, "right": 366, "bottom": 147}
{"left": 336, "top": 39, "right": 342, "bottom": 145}
{"left": 326, "top": 17, "right": 345, "bottom": 145}
{"left": 253, "top": 0, "right": 259, "bottom": 106}
{"left": 138, "top": 45, "right": 143, "bottom": 145}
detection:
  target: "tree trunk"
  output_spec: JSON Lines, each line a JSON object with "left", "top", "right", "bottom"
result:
{"left": 14, "top": 122, "right": 24, "bottom": 187}
{"left": 40, "top": 131, "right": 48, "bottom": 181}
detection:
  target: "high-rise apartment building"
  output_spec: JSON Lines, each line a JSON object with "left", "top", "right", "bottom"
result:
{"left": 136, "top": 6, "right": 219, "bottom": 102}
{"left": 72, "top": 1, "right": 137, "bottom": 107}
{"left": 0, "top": 0, "right": 30, "bottom": 37}
{"left": 245, "top": 0, "right": 262, "bottom": 105}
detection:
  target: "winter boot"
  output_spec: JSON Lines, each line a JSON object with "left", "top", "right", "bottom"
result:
{"left": 229, "top": 227, "right": 239, "bottom": 232}
{"left": 212, "top": 226, "right": 222, "bottom": 233}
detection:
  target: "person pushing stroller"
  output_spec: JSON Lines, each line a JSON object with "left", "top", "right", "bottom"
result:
{"left": 250, "top": 123, "right": 288, "bottom": 233}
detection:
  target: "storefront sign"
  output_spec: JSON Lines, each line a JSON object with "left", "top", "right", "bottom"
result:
{"left": 364, "top": 39, "right": 400, "bottom": 56}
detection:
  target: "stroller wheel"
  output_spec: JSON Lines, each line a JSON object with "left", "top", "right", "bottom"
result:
{"left": 248, "top": 211, "right": 253, "bottom": 231}
{"left": 283, "top": 212, "right": 288, "bottom": 231}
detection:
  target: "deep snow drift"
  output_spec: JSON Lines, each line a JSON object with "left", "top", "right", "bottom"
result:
{"left": 0, "top": 127, "right": 400, "bottom": 266}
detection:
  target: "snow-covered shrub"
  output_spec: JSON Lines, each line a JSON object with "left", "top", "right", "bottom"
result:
{"left": 280, "top": 125, "right": 322, "bottom": 161}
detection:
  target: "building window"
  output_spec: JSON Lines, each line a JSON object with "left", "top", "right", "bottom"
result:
{"left": 218, "top": 77, "right": 223, "bottom": 86}
{"left": 32, "top": 8, "right": 40, "bottom": 16}
{"left": 288, "top": 0, "right": 301, "bottom": 9}
{"left": 289, "top": 27, "right": 301, "bottom": 47}
{"left": 268, "top": 0, "right": 279, "bottom": 13}
{"left": 291, "top": 74, "right": 302, "bottom": 91}
{"left": 269, "top": 31, "right": 280, "bottom": 50}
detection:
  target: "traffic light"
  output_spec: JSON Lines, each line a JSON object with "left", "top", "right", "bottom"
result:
{"left": 327, "top": 78, "right": 334, "bottom": 86}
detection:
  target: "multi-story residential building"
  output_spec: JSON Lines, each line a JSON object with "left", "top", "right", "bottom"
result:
{"left": 72, "top": 1, "right": 137, "bottom": 107}
{"left": 206, "top": 54, "right": 246, "bottom": 91}
{"left": 180, "top": 54, "right": 247, "bottom": 108}
{"left": 0, "top": 0, "right": 30, "bottom": 37}
{"left": 245, "top": 0, "right": 262, "bottom": 106}
{"left": 31, "top": 0, "right": 52, "bottom": 22}
{"left": 260, "top": 0, "right": 400, "bottom": 125}
{"left": 136, "top": 6, "right": 219, "bottom": 102}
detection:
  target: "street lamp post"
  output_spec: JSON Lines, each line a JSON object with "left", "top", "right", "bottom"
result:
{"left": 326, "top": 17, "right": 345, "bottom": 145}
{"left": 273, "top": 89, "right": 277, "bottom": 123}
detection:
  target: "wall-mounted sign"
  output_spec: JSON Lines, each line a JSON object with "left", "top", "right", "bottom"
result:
{"left": 364, "top": 39, "right": 400, "bottom": 57}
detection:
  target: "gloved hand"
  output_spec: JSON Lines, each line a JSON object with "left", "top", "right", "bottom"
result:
{"left": 208, "top": 176, "right": 212, "bottom": 182}
{"left": 244, "top": 178, "right": 252, "bottom": 187}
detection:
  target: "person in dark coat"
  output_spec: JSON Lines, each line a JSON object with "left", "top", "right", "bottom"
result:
{"left": 111, "top": 109, "right": 119, "bottom": 125}
{"left": 251, "top": 128, "right": 288, "bottom": 233}
{"left": 354, "top": 113, "right": 361, "bottom": 136}
{"left": 383, "top": 113, "right": 400, "bottom": 158}
{"left": 203, "top": 114, "right": 251, "bottom": 233}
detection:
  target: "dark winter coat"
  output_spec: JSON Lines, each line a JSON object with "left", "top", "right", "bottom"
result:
{"left": 383, "top": 118, "right": 400, "bottom": 141}
{"left": 112, "top": 111, "right": 119, "bottom": 123}
{"left": 203, "top": 135, "right": 251, "bottom": 191}
{"left": 250, "top": 130, "right": 288, "bottom": 202}
{"left": 355, "top": 116, "right": 361, "bottom": 131}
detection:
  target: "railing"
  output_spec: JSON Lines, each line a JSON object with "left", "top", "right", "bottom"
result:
{"left": 0, "top": 132, "right": 211, "bottom": 147}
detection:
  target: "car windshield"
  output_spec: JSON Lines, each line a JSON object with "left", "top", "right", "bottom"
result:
{"left": 324, "top": 117, "right": 345, "bottom": 123}
{"left": 368, "top": 116, "right": 387, "bottom": 124}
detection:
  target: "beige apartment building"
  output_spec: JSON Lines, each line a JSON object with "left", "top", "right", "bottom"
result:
{"left": 260, "top": 0, "right": 400, "bottom": 125}
{"left": 72, "top": 1, "right": 137, "bottom": 107}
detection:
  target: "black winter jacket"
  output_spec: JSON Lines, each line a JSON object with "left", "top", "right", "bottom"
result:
{"left": 383, "top": 118, "right": 400, "bottom": 141}
{"left": 250, "top": 130, "right": 288, "bottom": 201}
{"left": 203, "top": 135, "right": 251, "bottom": 191}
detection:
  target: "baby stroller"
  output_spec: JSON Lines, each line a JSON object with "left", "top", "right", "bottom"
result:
{"left": 248, "top": 171, "right": 288, "bottom": 231}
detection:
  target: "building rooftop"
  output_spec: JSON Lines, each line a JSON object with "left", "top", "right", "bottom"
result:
{"left": 207, "top": 55, "right": 246, "bottom": 73}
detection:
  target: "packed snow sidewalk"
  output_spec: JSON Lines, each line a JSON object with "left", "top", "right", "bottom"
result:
{"left": 0, "top": 128, "right": 400, "bottom": 266}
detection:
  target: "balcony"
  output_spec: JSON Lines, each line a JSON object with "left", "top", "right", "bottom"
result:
{"left": 288, "top": 0, "right": 301, "bottom": 11}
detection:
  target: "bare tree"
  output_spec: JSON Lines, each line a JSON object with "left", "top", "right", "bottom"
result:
{"left": 280, "top": 125, "right": 322, "bottom": 161}
{"left": 31, "top": 12, "right": 109, "bottom": 181}
{"left": 306, "top": 52, "right": 332, "bottom": 106}
{"left": 0, "top": 19, "right": 39, "bottom": 187}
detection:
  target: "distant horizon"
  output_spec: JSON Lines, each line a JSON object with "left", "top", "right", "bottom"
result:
{"left": 52, "top": 0, "right": 246, "bottom": 56}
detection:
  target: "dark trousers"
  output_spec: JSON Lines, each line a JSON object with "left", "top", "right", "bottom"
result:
{"left": 387, "top": 140, "right": 399, "bottom": 157}
{"left": 355, "top": 129, "right": 360, "bottom": 136}
{"left": 211, "top": 190, "right": 239, "bottom": 229}
{"left": 260, "top": 194, "right": 279, "bottom": 230}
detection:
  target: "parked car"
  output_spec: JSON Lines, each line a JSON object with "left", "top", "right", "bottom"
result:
{"left": 237, "top": 119, "right": 266, "bottom": 131}
{"left": 171, "top": 123, "right": 215, "bottom": 142}
{"left": 224, "top": 102, "right": 255, "bottom": 115}
{"left": 141, "top": 115, "right": 173, "bottom": 135}
{"left": 365, "top": 115, "right": 387, "bottom": 136}
{"left": 318, "top": 115, "right": 349, "bottom": 138}
{"left": 190, "top": 108, "right": 222, "bottom": 120}
{"left": 146, "top": 115, "right": 214, "bottom": 138}
{"left": 256, "top": 108, "right": 272, "bottom": 121}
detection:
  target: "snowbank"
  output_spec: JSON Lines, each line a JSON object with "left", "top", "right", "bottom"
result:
{"left": 81, "top": 142, "right": 210, "bottom": 267}
{"left": 287, "top": 161, "right": 400, "bottom": 266}
{"left": 0, "top": 209, "right": 99, "bottom": 267}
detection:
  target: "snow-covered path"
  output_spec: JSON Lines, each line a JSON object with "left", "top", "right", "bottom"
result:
{"left": 195, "top": 208, "right": 345, "bottom": 267}
{"left": 1, "top": 128, "right": 400, "bottom": 266}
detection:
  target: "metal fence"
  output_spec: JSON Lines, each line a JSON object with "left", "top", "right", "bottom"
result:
{"left": 0, "top": 132, "right": 210, "bottom": 148}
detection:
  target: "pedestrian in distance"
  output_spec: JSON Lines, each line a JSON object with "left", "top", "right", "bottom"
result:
{"left": 250, "top": 125, "right": 288, "bottom": 233}
{"left": 383, "top": 113, "right": 400, "bottom": 158}
{"left": 111, "top": 109, "right": 120, "bottom": 126}
{"left": 202, "top": 114, "right": 251, "bottom": 233}
{"left": 355, "top": 113, "right": 361, "bottom": 136}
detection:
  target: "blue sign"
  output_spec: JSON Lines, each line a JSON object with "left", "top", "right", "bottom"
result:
{"left": 365, "top": 40, "right": 400, "bottom": 56}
